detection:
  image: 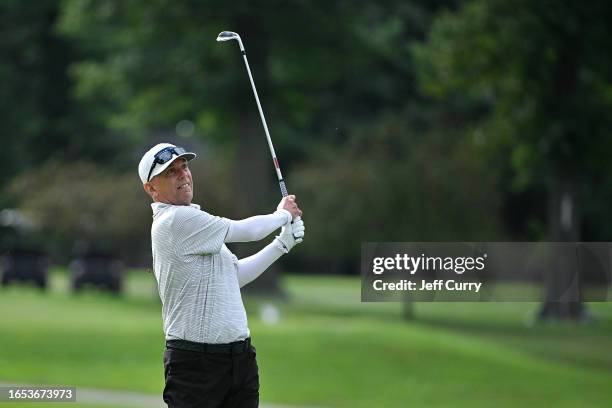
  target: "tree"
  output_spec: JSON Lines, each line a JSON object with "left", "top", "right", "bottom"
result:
{"left": 0, "top": 0, "right": 70, "bottom": 191}
{"left": 414, "top": 0, "right": 612, "bottom": 319}
{"left": 0, "top": 0, "right": 130, "bottom": 200}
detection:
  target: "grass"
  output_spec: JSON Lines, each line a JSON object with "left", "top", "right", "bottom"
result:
{"left": 0, "top": 270, "right": 611, "bottom": 407}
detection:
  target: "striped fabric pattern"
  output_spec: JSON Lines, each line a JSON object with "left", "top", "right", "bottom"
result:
{"left": 150, "top": 203, "right": 250, "bottom": 344}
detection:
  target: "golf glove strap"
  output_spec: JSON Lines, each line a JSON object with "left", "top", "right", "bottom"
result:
{"left": 237, "top": 219, "right": 305, "bottom": 287}
{"left": 275, "top": 219, "right": 305, "bottom": 253}
{"left": 226, "top": 209, "right": 292, "bottom": 242}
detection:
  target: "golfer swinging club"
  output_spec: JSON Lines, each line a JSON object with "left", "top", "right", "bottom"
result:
{"left": 138, "top": 142, "right": 305, "bottom": 407}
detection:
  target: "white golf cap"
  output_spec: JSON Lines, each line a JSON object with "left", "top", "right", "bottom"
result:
{"left": 138, "top": 143, "right": 197, "bottom": 183}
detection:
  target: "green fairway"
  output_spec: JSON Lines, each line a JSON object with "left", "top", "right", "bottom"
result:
{"left": 0, "top": 270, "right": 611, "bottom": 407}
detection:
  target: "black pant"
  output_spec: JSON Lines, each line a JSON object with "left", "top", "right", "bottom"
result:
{"left": 163, "top": 341, "right": 259, "bottom": 408}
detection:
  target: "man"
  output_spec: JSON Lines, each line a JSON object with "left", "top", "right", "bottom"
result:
{"left": 138, "top": 143, "right": 305, "bottom": 408}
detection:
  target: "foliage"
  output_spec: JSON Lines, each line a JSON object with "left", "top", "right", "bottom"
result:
{"left": 0, "top": 0, "right": 131, "bottom": 198}
{"left": 292, "top": 112, "right": 503, "bottom": 270}
{"left": 412, "top": 0, "right": 612, "bottom": 237}
{"left": 7, "top": 162, "right": 152, "bottom": 262}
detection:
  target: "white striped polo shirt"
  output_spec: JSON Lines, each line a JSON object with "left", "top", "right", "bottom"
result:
{"left": 150, "top": 202, "right": 249, "bottom": 344}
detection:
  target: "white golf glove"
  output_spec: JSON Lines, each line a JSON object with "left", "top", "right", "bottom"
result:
{"left": 275, "top": 218, "right": 305, "bottom": 253}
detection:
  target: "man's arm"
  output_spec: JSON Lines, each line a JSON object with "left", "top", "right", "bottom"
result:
{"left": 226, "top": 210, "right": 292, "bottom": 243}
{"left": 225, "top": 195, "right": 302, "bottom": 243}
{"left": 236, "top": 219, "right": 305, "bottom": 287}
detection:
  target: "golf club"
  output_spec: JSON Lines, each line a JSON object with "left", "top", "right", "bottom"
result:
{"left": 217, "top": 30, "right": 302, "bottom": 238}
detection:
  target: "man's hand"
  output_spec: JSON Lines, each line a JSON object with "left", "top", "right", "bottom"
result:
{"left": 277, "top": 195, "right": 302, "bottom": 220}
{"left": 275, "top": 218, "right": 305, "bottom": 253}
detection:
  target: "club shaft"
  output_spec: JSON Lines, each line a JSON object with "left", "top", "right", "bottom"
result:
{"left": 240, "top": 50, "right": 288, "bottom": 197}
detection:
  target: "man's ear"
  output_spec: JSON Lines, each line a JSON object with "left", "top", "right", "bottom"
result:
{"left": 143, "top": 182, "right": 156, "bottom": 197}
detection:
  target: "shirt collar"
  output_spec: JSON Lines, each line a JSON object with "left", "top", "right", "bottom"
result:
{"left": 151, "top": 202, "right": 200, "bottom": 217}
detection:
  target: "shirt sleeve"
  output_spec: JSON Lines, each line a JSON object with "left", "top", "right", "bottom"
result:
{"left": 235, "top": 239, "right": 285, "bottom": 287}
{"left": 225, "top": 210, "right": 292, "bottom": 243}
{"left": 173, "top": 206, "right": 231, "bottom": 255}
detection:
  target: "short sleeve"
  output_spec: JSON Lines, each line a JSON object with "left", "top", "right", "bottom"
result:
{"left": 173, "top": 206, "right": 231, "bottom": 255}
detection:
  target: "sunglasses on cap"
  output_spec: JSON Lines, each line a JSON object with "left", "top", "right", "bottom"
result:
{"left": 147, "top": 146, "right": 188, "bottom": 182}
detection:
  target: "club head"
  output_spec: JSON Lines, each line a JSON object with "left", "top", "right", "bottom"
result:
{"left": 216, "top": 31, "right": 240, "bottom": 42}
{"left": 216, "top": 31, "right": 244, "bottom": 52}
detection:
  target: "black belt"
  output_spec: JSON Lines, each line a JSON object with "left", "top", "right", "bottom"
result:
{"left": 166, "top": 338, "right": 251, "bottom": 355}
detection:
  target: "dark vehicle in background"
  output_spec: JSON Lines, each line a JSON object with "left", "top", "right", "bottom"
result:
{"left": 70, "top": 251, "right": 123, "bottom": 294}
{"left": 1, "top": 248, "right": 49, "bottom": 289}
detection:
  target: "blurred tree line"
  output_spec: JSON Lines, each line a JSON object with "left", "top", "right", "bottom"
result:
{"left": 1, "top": 0, "right": 612, "bottom": 276}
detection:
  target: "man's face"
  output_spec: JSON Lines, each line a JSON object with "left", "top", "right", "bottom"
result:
{"left": 145, "top": 158, "right": 193, "bottom": 205}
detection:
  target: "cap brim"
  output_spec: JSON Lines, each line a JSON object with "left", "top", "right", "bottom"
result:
{"left": 149, "top": 152, "right": 196, "bottom": 181}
